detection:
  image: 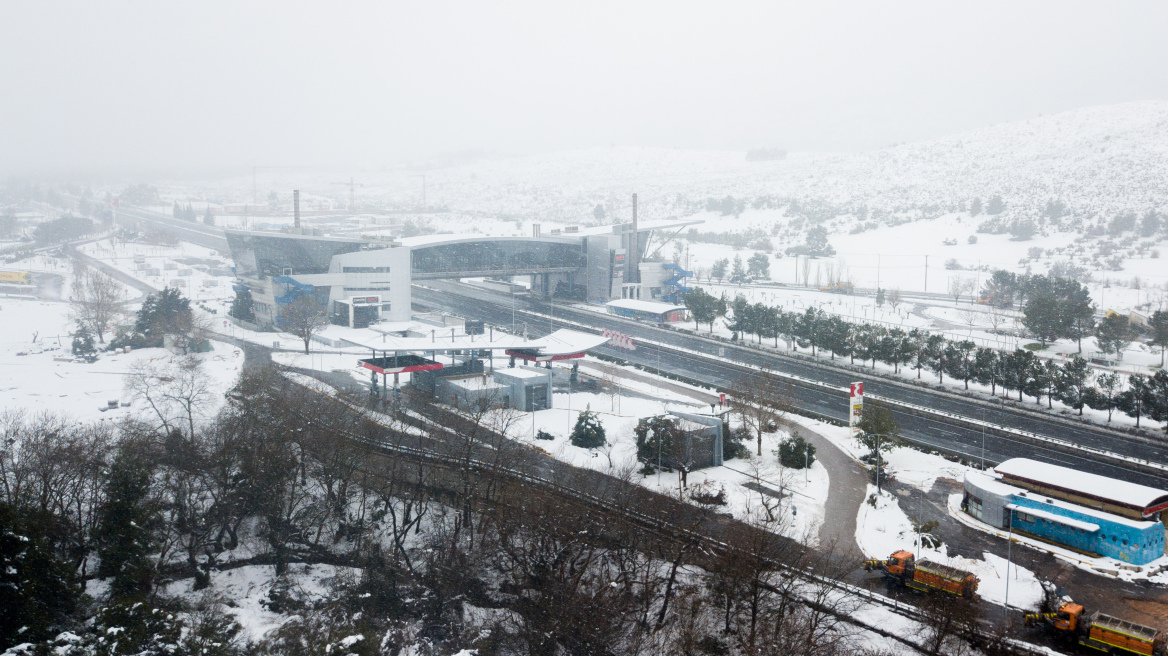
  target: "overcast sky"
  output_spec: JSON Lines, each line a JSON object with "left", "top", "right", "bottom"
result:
{"left": 3, "top": 1, "right": 1167, "bottom": 177}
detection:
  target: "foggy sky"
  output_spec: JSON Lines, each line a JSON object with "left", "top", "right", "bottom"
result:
{"left": 3, "top": 1, "right": 1167, "bottom": 177}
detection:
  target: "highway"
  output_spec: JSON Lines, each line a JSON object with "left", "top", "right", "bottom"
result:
{"left": 413, "top": 282, "right": 1168, "bottom": 489}
{"left": 115, "top": 206, "right": 229, "bottom": 250}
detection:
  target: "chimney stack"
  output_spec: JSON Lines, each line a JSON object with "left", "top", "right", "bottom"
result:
{"left": 629, "top": 193, "right": 639, "bottom": 283}
{"left": 293, "top": 190, "right": 300, "bottom": 229}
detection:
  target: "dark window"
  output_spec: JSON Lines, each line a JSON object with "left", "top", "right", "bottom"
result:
{"left": 343, "top": 266, "right": 390, "bottom": 273}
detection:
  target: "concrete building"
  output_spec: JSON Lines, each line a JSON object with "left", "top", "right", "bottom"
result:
{"left": 438, "top": 366, "right": 553, "bottom": 412}
{"left": 224, "top": 218, "right": 700, "bottom": 330}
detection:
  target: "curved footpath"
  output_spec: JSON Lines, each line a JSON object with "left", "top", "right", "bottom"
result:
{"left": 783, "top": 420, "right": 866, "bottom": 558}
{"left": 580, "top": 359, "right": 867, "bottom": 557}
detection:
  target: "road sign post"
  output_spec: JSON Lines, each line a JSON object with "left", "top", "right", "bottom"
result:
{"left": 849, "top": 382, "right": 864, "bottom": 435}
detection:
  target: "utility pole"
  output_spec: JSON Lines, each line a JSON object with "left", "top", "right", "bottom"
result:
{"left": 924, "top": 255, "right": 929, "bottom": 293}
{"left": 877, "top": 254, "right": 881, "bottom": 292}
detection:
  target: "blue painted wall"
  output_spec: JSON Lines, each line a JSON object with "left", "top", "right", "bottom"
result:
{"left": 1010, "top": 496, "right": 1165, "bottom": 565}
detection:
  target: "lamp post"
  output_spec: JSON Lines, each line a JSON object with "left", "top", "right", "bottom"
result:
{"left": 1004, "top": 510, "right": 1014, "bottom": 628}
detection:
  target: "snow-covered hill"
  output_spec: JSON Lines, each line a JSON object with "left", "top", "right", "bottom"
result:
{"left": 310, "top": 101, "right": 1168, "bottom": 229}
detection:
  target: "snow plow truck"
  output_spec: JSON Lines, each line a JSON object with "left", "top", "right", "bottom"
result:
{"left": 1025, "top": 602, "right": 1165, "bottom": 656}
{"left": 863, "top": 550, "right": 979, "bottom": 597}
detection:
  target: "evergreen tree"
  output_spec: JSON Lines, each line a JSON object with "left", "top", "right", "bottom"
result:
{"left": 172, "top": 200, "right": 181, "bottom": 218}
{"left": 986, "top": 195, "right": 1005, "bottom": 215}
{"left": 1117, "top": 374, "right": 1152, "bottom": 428}
{"left": 776, "top": 432, "right": 816, "bottom": 469}
{"left": 1091, "top": 372, "right": 1123, "bottom": 422}
{"left": 945, "top": 340, "right": 977, "bottom": 390}
{"left": 747, "top": 252, "right": 770, "bottom": 279}
{"left": 592, "top": 204, "right": 605, "bottom": 221}
{"left": 969, "top": 197, "right": 982, "bottom": 216}
{"left": 888, "top": 328, "right": 916, "bottom": 374}
{"left": 1058, "top": 280, "right": 1096, "bottom": 353}
{"left": 98, "top": 444, "right": 157, "bottom": 600}
{"left": 973, "top": 347, "right": 1000, "bottom": 395}
{"left": 1146, "top": 370, "right": 1168, "bottom": 433}
{"left": 1149, "top": 310, "right": 1168, "bottom": 367}
{"left": 922, "top": 334, "right": 946, "bottom": 382}
{"left": 731, "top": 254, "right": 746, "bottom": 281}
{"left": 854, "top": 405, "right": 903, "bottom": 458}
{"left": 634, "top": 416, "right": 680, "bottom": 471}
{"left": 981, "top": 270, "right": 1018, "bottom": 308}
{"left": 1139, "top": 210, "right": 1161, "bottom": 238}
{"left": 230, "top": 288, "right": 256, "bottom": 322}
{"left": 875, "top": 288, "right": 885, "bottom": 307}
{"left": 203, "top": 205, "right": 215, "bottom": 226}
{"left": 711, "top": 258, "right": 729, "bottom": 283}
{"left": 1095, "top": 313, "right": 1133, "bottom": 359}
{"left": 134, "top": 287, "right": 193, "bottom": 348}
{"left": 0, "top": 503, "right": 80, "bottom": 650}
{"left": 72, "top": 322, "right": 97, "bottom": 357}
{"left": 569, "top": 406, "right": 606, "bottom": 449}
{"left": 684, "top": 287, "right": 716, "bottom": 331}
{"left": 1037, "top": 360, "right": 1061, "bottom": 409}
{"left": 1022, "top": 293, "right": 1061, "bottom": 346}
{"left": 1056, "top": 356, "right": 1092, "bottom": 415}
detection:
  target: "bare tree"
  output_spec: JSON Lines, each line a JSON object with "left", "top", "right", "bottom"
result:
{"left": 281, "top": 295, "right": 329, "bottom": 353}
{"left": 948, "top": 276, "right": 974, "bottom": 304}
{"left": 917, "top": 590, "right": 980, "bottom": 655}
{"left": 732, "top": 369, "right": 792, "bottom": 456}
{"left": 887, "top": 288, "right": 902, "bottom": 311}
{"left": 988, "top": 306, "right": 1006, "bottom": 336}
{"left": 959, "top": 308, "right": 979, "bottom": 335}
{"left": 125, "top": 355, "right": 214, "bottom": 439}
{"left": 69, "top": 266, "right": 126, "bottom": 343}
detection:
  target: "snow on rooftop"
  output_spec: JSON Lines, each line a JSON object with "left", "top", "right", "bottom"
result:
{"left": 522, "top": 328, "right": 609, "bottom": 355}
{"left": 605, "top": 298, "right": 687, "bottom": 314}
{"left": 965, "top": 470, "right": 1157, "bottom": 528}
{"left": 496, "top": 366, "right": 550, "bottom": 379}
{"left": 994, "top": 458, "right": 1168, "bottom": 512}
{"left": 343, "top": 326, "right": 605, "bottom": 356}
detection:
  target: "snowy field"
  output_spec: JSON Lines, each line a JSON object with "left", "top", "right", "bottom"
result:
{"left": 0, "top": 298, "right": 242, "bottom": 423}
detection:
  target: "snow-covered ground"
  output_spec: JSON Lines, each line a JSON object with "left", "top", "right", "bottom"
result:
{"left": 163, "top": 564, "right": 357, "bottom": 644}
{"left": 0, "top": 298, "right": 242, "bottom": 423}
{"left": 857, "top": 484, "right": 1045, "bottom": 611}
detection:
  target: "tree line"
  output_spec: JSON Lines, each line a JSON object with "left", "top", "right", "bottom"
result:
{"left": 682, "top": 288, "right": 1168, "bottom": 431}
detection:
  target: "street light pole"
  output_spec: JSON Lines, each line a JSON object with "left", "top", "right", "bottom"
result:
{"left": 1004, "top": 511, "right": 1014, "bottom": 628}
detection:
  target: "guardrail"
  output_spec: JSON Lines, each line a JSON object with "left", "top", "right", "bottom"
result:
{"left": 505, "top": 304, "right": 1165, "bottom": 478}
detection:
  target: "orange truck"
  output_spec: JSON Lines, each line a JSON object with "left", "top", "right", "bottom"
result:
{"left": 863, "top": 550, "right": 979, "bottom": 598}
{"left": 1025, "top": 603, "right": 1166, "bottom": 656}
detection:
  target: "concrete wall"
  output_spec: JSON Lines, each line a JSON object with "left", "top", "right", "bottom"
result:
{"left": 328, "top": 247, "right": 412, "bottom": 322}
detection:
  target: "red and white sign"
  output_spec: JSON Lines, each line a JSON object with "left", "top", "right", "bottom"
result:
{"left": 602, "top": 328, "right": 636, "bottom": 351}
{"left": 720, "top": 393, "right": 726, "bottom": 406}
{"left": 849, "top": 381, "right": 864, "bottom": 432}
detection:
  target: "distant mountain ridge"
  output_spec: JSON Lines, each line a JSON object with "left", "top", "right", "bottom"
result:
{"left": 394, "top": 101, "right": 1168, "bottom": 229}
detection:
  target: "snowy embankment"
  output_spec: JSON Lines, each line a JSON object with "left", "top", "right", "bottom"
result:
{"left": 856, "top": 484, "right": 1045, "bottom": 611}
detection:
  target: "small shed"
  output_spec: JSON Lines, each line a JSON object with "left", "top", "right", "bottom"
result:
{"left": 605, "top": 298, "right": 688, "bottom": 324}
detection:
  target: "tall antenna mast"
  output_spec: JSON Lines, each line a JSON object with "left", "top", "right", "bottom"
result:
{"left": 629, "top": 193, "right": 640, "bottom": 283}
